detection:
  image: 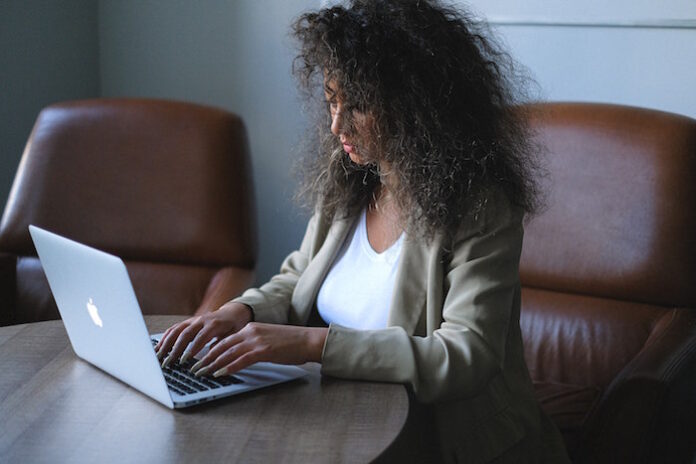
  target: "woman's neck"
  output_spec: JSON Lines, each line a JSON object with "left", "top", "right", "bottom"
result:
{"left": 365, "top": 181, "right": 403, "bottom": 252}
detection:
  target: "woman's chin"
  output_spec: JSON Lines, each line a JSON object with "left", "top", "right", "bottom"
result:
{"left": 348, "top": 152, "right": 367, "bottom": 165}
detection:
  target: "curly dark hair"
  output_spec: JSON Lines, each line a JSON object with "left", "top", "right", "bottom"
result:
{"left": 292, "top": 0, "right": 542, "bottom": 239}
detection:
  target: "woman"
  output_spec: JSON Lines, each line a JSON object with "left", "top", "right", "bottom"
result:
{"left": 156, "top": 1, "right": 569, "bottom": 461}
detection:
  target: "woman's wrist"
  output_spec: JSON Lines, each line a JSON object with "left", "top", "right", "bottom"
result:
{"left": 217, "top": 301, "right": 254, "bottom": 328}
{"left": 306, "top": 327, "right": 329, "bottom": 363}
{"left": 236, "top": 303, "right": 254, "bottom": 323}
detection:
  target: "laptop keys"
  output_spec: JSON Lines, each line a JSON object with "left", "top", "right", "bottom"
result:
{"left": 152, "top": 338, "right": 243, "bottom": 395}
{"left": 215, "top": 375, "right": 243, "bottom": 386}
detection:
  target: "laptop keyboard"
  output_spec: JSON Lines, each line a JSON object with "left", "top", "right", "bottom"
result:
{"left": 151, "top": 339, "right": 242, "bottom": 396}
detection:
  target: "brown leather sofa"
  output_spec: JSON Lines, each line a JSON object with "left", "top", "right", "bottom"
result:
{"left": 0, "top": 99, "right": 257, "bottom": 326}
{"left": 520, "top": 103, "right": 696, "bottom": 463}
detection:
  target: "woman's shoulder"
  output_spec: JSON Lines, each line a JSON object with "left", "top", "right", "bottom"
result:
{"left": 452, "top": 188, "right": 524, "bottom": 244}
{"left": 309, "top": 205, "right": 358, "bottom": 229}
{"left": 301, "top": 205, "right": 360, "bottom": 249}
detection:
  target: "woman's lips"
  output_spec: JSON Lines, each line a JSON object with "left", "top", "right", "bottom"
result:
{"left": 342, "top": 143, "right": 355, "bottom": 153}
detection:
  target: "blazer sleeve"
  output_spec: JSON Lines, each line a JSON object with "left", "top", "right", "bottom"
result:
{"left": 231, "top": 213, "right": 319, "bottom": 324}
{"left": 320, "top": 202, "right": 524, "bottom": 403}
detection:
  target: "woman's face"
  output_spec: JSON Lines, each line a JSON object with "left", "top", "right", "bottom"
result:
{"left": 324, "top": 80, "right": 380, "bottom": 166}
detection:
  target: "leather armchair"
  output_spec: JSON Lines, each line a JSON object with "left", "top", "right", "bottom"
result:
{"left": 520, "top": 103, "right": 696, "bottom": 463}
{"left": 0, "top": 99, "right": 257, "bottom": 326}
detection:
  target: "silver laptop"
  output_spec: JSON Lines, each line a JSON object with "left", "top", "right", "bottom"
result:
{"left": 29, "top": 225, "right": 307, "bottom": 409}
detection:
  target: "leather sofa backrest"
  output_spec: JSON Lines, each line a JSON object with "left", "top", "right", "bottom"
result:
{"left": 0, "top": 99, "right": 256, "bottom": 267}
{"left": 518, "top": 103, "right": 696, "bottom": 387}
{"left": 520, "top": 103, "right": 696, "bottom": 308}
{"left": 0, "top": 99, "right": 257, "bottom": 324}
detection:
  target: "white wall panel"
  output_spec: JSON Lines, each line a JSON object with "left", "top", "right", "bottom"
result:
{"left": 462, "top": 0, "right": 696, "bottom": 25}
{"left": 461, "top": 0, "right": 696, "bottom": 119}
{"left": 497, "top": 25, "right": 696, "bottom": 117}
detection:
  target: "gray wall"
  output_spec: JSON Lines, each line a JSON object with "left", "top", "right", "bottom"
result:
{"left": 0, "top": 0, "right": 100, "bottom": 207}
{"left": 99, "top": 0, "right": 318, "bottom": 284}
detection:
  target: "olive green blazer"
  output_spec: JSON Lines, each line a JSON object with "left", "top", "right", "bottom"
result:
{"left": 233, "top": 195, "right": 569, "bottom": 463}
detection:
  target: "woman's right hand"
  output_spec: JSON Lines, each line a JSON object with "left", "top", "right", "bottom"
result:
{"left": 154, "top": 302, "right": 253, "bottom": 368}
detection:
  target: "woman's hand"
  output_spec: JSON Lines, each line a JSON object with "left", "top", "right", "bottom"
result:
{"left": 189, "top": 323, "right": 329, "bottom": 378}
{"left": 155, "top": 301, "right": 253, "bottom": 367}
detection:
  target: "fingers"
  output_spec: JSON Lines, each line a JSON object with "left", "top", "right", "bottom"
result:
{"left": 199, "top": 341, "right": 262, "bottom": 378}
{"left": 214, "top": 351, "right": 262, "bottom": 377}
{"left": 191, "top": 332, "right": 245, "bottom": 375}
{"left": 166, "top": 321, "right": 205, "bottom": 366}
{"left": 179, "top": 326, "right": 218, "bottom": 364}
{"left": 155, "top": 322, "right": 188, "bottom": 361}
{"left": 156, "top": 318, "right": 202, "bottom": 366}
{"left": 154, "top": 325, "right": 175, "bottom": 353}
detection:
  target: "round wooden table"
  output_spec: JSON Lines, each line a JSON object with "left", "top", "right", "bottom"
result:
{"left": 0, "top": 316, "right": 409, "bottom": 463}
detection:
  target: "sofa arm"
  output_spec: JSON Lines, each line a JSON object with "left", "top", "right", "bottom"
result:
{"left": 576, "top": 308, "right": 696, "bottom": 464}
{"left": 194, "top": 266, "right": 255, "bottom": 315}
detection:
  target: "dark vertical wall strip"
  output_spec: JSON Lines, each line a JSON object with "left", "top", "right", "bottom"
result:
{"left": 0, "top": 0, "right": 100, "bottom": 207}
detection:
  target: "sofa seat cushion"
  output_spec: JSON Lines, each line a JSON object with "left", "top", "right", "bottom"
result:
{"left": 534, "top": 381, "right": 601, "bottom": 454}
{"left": 521, "top": 287, "right": 668, "bottom": 387}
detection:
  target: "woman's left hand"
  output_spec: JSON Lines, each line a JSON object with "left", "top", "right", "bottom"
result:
{"left": 190, "top": 322, "right": 328, "bottom": 377}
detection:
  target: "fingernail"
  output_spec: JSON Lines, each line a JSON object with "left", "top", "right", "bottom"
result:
{"left": 161, "top": 355, "right": 173, "bottom": 368}
{"left": 191, "top": 360, "right": 204, "bottom": 372}
{"left": 213, "top": 368, "right": 227, "bottom": 378}
{"left": 180, "top": 351, "right": 191, "bottom": 364}
{"left": 195, "top": 366, "right": 211, "bottom": 377}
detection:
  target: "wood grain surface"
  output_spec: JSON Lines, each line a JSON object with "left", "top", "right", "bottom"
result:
{"left": 0, "top": 316, "right": 409, "bottom": 463}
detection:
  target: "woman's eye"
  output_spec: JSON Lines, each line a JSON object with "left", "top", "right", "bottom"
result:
{"left": 345, "top": 103, "right": 362, "bottom": 115}
{"left": 328, "top": 101, "right": 338, "bottom": 114}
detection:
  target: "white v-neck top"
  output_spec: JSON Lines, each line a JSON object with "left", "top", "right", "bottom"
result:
{"left": 316, "top": 208, "right": 405, "bottom": 330}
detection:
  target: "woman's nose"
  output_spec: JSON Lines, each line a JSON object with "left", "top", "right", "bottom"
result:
{"left": 331, "top": 105, "right": 343, "bottom": 136}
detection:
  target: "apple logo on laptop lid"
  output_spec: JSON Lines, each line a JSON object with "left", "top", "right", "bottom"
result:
{"left": 86, "top": 298, "right": 103, "bottom": 327}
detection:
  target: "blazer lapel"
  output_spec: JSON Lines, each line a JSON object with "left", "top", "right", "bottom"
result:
{"left": 387, "top": 236, "right": 429, "bottom": 335}
{"left": 289, "top": 215, "right": 354, "bottom": 325}
{"left": 290, "top": 213, "right": 432, "bottom": 335}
